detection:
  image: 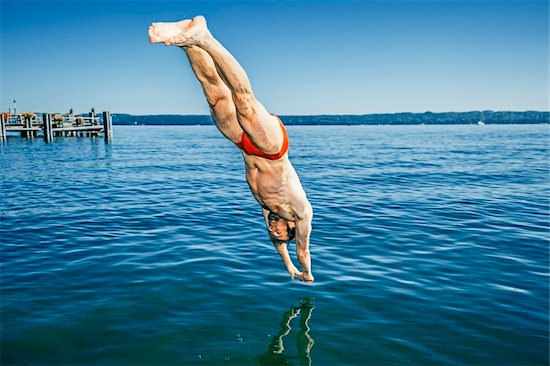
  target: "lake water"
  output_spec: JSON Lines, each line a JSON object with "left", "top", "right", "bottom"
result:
{"left": 1, "top": 124, "right": 548, "bottom": 365}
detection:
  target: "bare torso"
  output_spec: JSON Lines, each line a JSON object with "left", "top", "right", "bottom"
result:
{"left": 243, "top": 153, "right": 310, "bottom": 222}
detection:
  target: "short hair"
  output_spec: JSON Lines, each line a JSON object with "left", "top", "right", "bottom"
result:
{"left": 270, "top": 232, "right": 295, "bottom": 246}
{"left": 287, "top": 226, "right": 296, "bottom": 241}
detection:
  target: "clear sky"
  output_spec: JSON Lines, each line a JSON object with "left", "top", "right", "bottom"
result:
{"left": 0, "top": 0, "right": 548, "bottom": 115}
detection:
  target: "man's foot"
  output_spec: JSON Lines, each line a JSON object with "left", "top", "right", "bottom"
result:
{"left": 148, "top": 15, "right": 209, "bottom": 47}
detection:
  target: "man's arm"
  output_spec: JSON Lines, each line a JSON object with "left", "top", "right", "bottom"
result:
{"left": 275, "top": 242, "right": 303, "bottom": 281}
{"left": 263, "top": 208, "right": 302, "bottom": 280}
{"left": 295, "top": 205, "right": 314, "bottom": 282}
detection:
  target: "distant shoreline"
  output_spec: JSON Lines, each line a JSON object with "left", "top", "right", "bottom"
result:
{"left": 112, "top": 111, "right": 549, "bottom": 126}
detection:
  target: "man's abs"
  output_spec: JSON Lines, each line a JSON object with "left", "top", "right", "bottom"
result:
{"left": 245, "top": 158, "right": 308, "bottom": 221}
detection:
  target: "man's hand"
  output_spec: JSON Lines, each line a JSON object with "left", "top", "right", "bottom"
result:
{"left": 288, "top": 263, "right": 314, "bottom": 283}
{"left": 288, "top": 266, "right": 302, "bottom": 281}
{"left": 297, "top": 272, "right": 314, "bottom": 283}
{"left": 289, "top": 267, "right": 314, "bottom": 283}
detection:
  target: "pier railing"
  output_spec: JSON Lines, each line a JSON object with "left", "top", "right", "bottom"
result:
{"left": 0, "top": 109, "right": 113, "bottom": 142}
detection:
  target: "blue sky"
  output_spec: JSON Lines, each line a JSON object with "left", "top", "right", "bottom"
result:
{"left": 1, "top": 0, "right": 548, "bottom": 115}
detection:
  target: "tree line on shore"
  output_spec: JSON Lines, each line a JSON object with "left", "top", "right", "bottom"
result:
{"left": 112, "top": 111, "right": 549, "bottom": 125}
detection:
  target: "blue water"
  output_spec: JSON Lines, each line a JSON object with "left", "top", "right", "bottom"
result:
{"left": 1, "top": 124, "right": 548, "bottom": 365}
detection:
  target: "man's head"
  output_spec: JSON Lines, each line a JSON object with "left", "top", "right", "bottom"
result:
{"left": 267, "top": 212, "right": 296, "bottom": 244}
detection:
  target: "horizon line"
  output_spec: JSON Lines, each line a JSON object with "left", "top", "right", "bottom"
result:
{"left": 110, "top": 110, "right": 549, "bottom": 116}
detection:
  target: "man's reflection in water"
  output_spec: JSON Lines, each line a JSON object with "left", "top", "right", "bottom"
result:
{"left": 255, "top": 297, "right": 315, "bottom": 366}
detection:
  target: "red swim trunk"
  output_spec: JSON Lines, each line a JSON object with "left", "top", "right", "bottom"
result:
{"left": 235, "top": 116, "right": 289, "bottom": 160}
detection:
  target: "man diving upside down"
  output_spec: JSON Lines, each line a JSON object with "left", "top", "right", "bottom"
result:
{"left": 148, "top": 16, "right": 314, "bottom": 282}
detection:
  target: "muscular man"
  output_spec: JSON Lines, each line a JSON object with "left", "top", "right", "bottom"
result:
{"left": 148, "top": 16, "right": 314, "bottom": 282}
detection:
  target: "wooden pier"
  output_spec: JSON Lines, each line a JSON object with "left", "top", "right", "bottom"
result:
{"left": 0, "top": 109, "right": 113, "bottom": 142}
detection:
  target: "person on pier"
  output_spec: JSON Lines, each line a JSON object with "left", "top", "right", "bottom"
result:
{"left": 148, "top": 15, "right": 314, "bottom": 282}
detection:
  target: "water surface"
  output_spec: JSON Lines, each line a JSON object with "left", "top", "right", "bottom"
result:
{"left": 1, "top": 124, "right": 548, "bottom": 365}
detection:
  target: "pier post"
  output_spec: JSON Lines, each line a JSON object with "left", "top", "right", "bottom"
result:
{"left": 89, "top": 108, "right": 96, "bottom": 125}
{"left": 0, "top": 114, "right": 6, "bottom": 141}
{"left": 43, "top": 114, "right": 53, "bottom": 142}
{"left": 24, "top": 116, "right": 33, "bottom": 138}
{"left": 103, "top": 111, "right": 113, "bottom": 142}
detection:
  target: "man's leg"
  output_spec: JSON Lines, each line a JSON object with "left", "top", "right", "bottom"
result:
{"left": 182, "top": 45, "right": 243, "bottom": 143}
{"left": 149, "top": 16, "right": 284, "bottom": 154}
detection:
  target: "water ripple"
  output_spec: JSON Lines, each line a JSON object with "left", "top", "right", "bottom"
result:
{"left": 1, "top": 125, "right": 548, "bottom": 365}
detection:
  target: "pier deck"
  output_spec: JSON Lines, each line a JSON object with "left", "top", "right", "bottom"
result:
{"left": 0, "top": 109, "right": 113, "bottom": 142}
